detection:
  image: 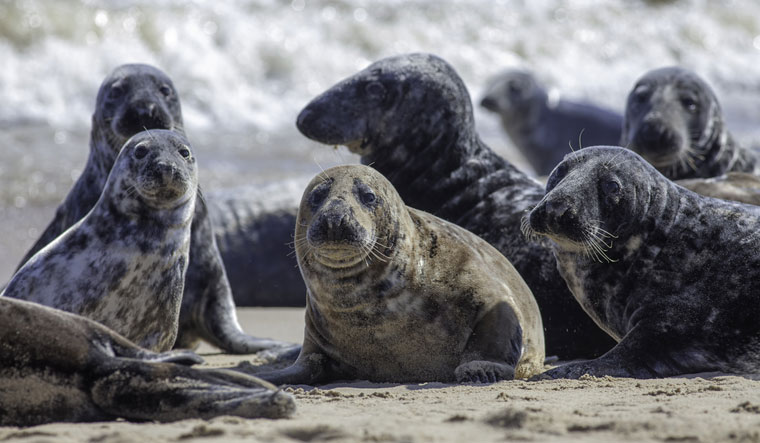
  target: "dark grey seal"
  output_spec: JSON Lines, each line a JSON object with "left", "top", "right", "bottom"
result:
{"left": 5, "top": 130, "right": 197, "bottom": 352}
{"left": 481, "top": 69, "right": 623, "bottom": 176}
{"left": 525, "top": 146, "right": 760, "bottom": 378}
{"left": 250, "top": 165, "right": 544, "bottom": 384}
{"left": 621, "top": 66, "right": 760, "bottom": 180}
{"left": 295, "top": 53, "right": 615, "bottom": 360}
{"left": 0, "top": 297, "right": 294, "bottom": 426}
{"left": 14, "top": 64, "right": 294, "bottom": 354}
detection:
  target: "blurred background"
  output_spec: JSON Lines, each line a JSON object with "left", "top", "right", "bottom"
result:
{"left": 1, "top": 0, "right": 759, "bottom": 282}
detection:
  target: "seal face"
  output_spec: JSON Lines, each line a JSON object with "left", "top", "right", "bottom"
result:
{"left": 251, "top": 165, "right": 544, "bottom": 384}
{"left": 296, "top": 53, "right": 615, "bottom": 359}
{"left": 5, "top": 130, "right": 197, "bottom": 352}
{"left": 621, "top": 66, "right": 759, "bottom": 180}
{"left": 0, "top": 297, "right": 295, "bottom": 426}
{"left": 526, "top": 146, "right": 760, "bottom": 378}
{"left": 480, "top": 69, "right": 623, "bottom": 175}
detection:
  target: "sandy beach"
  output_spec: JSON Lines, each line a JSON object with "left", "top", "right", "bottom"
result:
{"left": 1, "top": 308, "right": 758, "bottom": 443}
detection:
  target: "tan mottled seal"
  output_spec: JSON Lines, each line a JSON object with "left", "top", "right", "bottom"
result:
{"left": 251, "top": 165, "right": 544, "bottom": 384}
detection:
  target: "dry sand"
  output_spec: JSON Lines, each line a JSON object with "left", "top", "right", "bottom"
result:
{"left": 2, "top": 308, "right": 759, "bottom": 443}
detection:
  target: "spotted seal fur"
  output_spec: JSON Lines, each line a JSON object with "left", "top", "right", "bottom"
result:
{"left": 0, "top": 297, "right": 294, "bottom": 426}
{"left": 480, "top": 68, "right": 622, "bottom": 175}
{"left": 526, "top": 146, "right": 760, "bottom": 378}
{"left": 621, "top": 66, "right": 760, "bottom": 180}
{"left": 295, "top": 53, "right": 615, "bottom": 359}
{"left": 249, "top": 165, "right": 544, "bottom": 384}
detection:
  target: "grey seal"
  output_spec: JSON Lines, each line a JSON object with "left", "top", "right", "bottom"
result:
{"left": 0, "top": 297, "right": 294, "bottom": 426}
{"left": 481, "top": 69, "right": 623, "bottom": 176}
{"left": 676, "top": 172, "right": 760, "bottom": 206}
{"left": 621, "top": 66, "right": 760, "bottom": 180}
{"left": 14, "top": 64, "right": 294, "bottom": 354}
{"left": 525, "top": 146, "right": 760, "bottom": 378}
{"left": 295, "top": 53, "right": 615, "bottom": 359}
{"left": 5, "top": 130, "right": 196, "bottom": 352}
{"left": 250, "top": 165, "right": 544, "bottom": 384}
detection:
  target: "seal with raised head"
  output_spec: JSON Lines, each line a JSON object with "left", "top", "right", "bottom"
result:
{"left": 0, "top": 297, "right": 294, "bottom": 426}
{"left": 295, "top": 53, "right": 615, "bottom": 360}
{"left": 481, "top": 68, "right": 623, "bottom": 176}
{"left": 249, "top": 165, "right": 544, "bottom": 384}
{"left": 15, "top": 64, "right": 294, "bottom": 354}
{"left": 5, "top": 130, "right": 197, "bottom": 351}
{"left": 621, "top": 66, "right": 760, "bottom": 180}
{"left": 525, "top": 146, "right": 760, "bottom": 378}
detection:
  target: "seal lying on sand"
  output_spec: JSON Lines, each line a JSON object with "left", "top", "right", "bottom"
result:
{"left": 526, "top": 146, "right": 760, "bottom": 378}
{"left": 0, "top": 297, "right": 294, "bottom": 426}
{"left": 481, "top": 69, "right": 622, "bottom": 176}
{"left": 295, "top": 53, "right": 614, "bottom": 359}
{"left": 5, "top": 130, "right": 196, "bottom": 351}
{"left": 15, "top": 64, "right": 293, "bottom": 354}
{"left": 248, "top": 165, "right": 544, "bottom": 384}
{"left": 621, "top": 66, "right": 760, "bottom": 180}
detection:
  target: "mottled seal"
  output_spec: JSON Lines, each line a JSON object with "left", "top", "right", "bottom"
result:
{"left": 250, "top": 165, "right": 544, "bottom": 384}
{"left": 296, "top": 53, "right": 615, "bottom": 359}
{"left": 15, "top": 64, "right": 294, "bottom": 354}
{"left": 0, "top": 297, "right": 294, "bottom": 426}
{"left": 481, "top": 69, "right": 623, "bottom": 176}
{"left": 621, "top": 66, "right": 760, "bottom": 180}
{"left": 5, "top": 130, "right": 196, "bottom": 352}
{"left": 676, "top": 172, "right": 760, "bottom": 206}
{"left": 525, "top": 146, "right": 760, "bottom": 378}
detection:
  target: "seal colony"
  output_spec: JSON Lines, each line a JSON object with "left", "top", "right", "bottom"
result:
{"left": 526, "top": 146, "right": 760, "bottom": 378}
{"left": 13, "top": 64, "right": 293, "bottom": 354}
{"left": 250, "top": 165, "right": 544, "bottom": 384}
{"left": 296, "top": 53, "right": 615, "bottom": 359}
{"left": 481, "top": 69, "right": 622, "bottom": 176}
{"left": 0, "top": 297, "right": 295, "bottom": 426}
{"left": 621, "top": 66, "right": 760, "bottom": 180}
{"left": 4, "top": 130, "right": 196, "bottom": 352}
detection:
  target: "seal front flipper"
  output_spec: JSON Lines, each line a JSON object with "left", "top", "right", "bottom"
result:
{"left": 245, "top": 337, "right": 340, "bottom": 385}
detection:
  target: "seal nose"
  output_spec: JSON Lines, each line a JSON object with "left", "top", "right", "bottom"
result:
{"left": 119, "top": 100, "right": 172, "bottom": 135}
{"left": 308, "top": 203, "right": 362, "bottom": 245}
{"left": 480, "top": 95, "right": 499, "bottom": 112}
{"left": 633, "top": 118, "right": 680, "bottom": 155}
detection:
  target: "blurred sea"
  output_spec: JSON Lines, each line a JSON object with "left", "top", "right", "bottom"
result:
{"left": 1, "top": 0, "right": 759, "bottom": 281}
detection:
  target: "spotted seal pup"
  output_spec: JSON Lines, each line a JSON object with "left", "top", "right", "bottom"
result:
{"left": 295, "top": 53, "right": 615, "bottom": 359}
{"left": 0, "top": 297, "right": 294, "bottom": 426}
{"left": 481, "top": 69, "right": 622, "bottom": 176}
{"left": 621, "top": 66, "right": 760, "bottom": 180}
{"left": 15, "top": 64, "right": 293, "bottom": 354}
{"left": 247, "top": 165, "right": 544, "bottom": 384}
{"left": 525, "top": 146, "right": 760, "bottom": 378}
{"left": 5, "top": 130, "right": 197, "bottom": 351}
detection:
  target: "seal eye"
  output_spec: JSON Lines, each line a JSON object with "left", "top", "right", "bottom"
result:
{"left": 178, "top": 147, "right": 191, "bottom": 158}
{"left": 108, "top": 85, "right": 125, "bottom": 101}
{"left": 360, "top": 190, "right": 376, "bottom": 207}
{"left": 602, "top": 180, "right": 620, "bottom": 195}
{"left": 680, "top": 96, "right": 699, "bottom": 113}
{"left": 546, "top": 162, "right": 568, "bottom": 191}
{"left": 632, "top": 85, "right": 650, "bottom": 103}
{"left": 159, "top": 84, "right": 173, "bottom": 98}
{"left": 309, "top": 184, "right": 330, "bottom": 208}
{"left": 365, "top": 81, "right": 386, "bottom": 99}
{"left": 134, "top": 145, "right": 149, "bottom": 160}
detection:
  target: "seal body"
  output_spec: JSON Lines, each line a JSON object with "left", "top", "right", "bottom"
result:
{"left": 0, "top": 297, "right": 295, "bottom": 426}
{"left": 621, "top": 66, "right": 760, "bottom": 180}
{"left": 481, "top": 69, "right": 622, "bottom": 175}
{"left": 251, "top": 165, "right": 544, "bottom": 384}
{"left": 676, "top": 172, "right": 760, "bottom": 206}
{"left": 15, "top": 64, "right": 294, "bottom": 355}
{"left": 295, "top": 53, "right": 614, "bottom": 359}
{"left": 526, "top": 146, "right": 760, "bottom": 378}
{"left": 5, "top": 130, "right": 197, "bottom": 352}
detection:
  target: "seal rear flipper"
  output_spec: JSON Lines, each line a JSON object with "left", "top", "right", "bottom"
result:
{"left": 90, "top": 361, "right": 295, "bottom": 421}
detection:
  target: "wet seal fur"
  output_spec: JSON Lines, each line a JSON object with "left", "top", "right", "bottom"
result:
{"left": 5, "top": 130, "right": 197, "bottom": 351}
{"left": 296, "top": 53, "right": 614, "bottom": 359}
{"left": 249, "top": 165, "right": 544, "bottom": 384}
{"left": 621, "top": 66, "right": 760, "bottom": 180}
{"left": 526, "top": 146, "right": 760, "bottom": 378}
{"left": 481, "top": 69, "right": 622, "bottom": 176}
{"left": 0, "top": 297, "right": 294, "bottom": 426}
{"left": 14, "top": 64, "right": 294, "bottom": 354}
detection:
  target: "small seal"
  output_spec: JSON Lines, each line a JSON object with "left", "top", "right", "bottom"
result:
{"left": 296, "top": 52, "right": 615, "bottom": 359}
{"left": 481, "top": 69, "right": 623, "bottom": 176}
{"left": 621, "top": 66, "right": 760, "bottom": 180}
{"left": 526, "top": 146, "right": 760, "bottom": 378}
{"left": 0, "top": 297, "right": 294, "bottom": 426}
{"left": 15, "top": 64, "right": 294, "bottom": 355}
{"left": 249, "top": 165, "right": 544, "bottom": 384}
{"left": 5, "top": 130, "right": 196, "bottom": 352}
